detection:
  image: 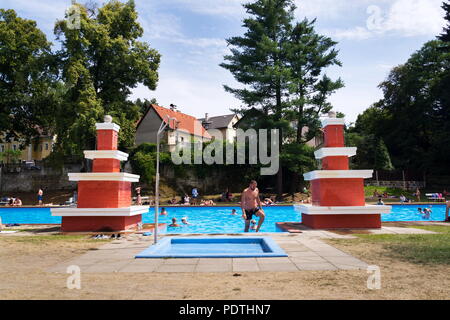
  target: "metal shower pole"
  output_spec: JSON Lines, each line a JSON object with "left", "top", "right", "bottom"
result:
{"left": 154, "top": 116, "right": 177, "bottom": 244}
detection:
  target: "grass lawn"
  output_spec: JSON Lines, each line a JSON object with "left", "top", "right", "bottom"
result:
{"left": 353, "top": 225, "right": 450, "bottom": 265}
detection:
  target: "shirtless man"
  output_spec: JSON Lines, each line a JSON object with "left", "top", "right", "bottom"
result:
{"left": 241, "top": 180, "right": 265, "bottom": 232}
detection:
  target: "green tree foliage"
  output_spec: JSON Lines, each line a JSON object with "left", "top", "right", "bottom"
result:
{"left": 350, "top": 40, "right": 450, "bottom": 173}
{"left": 0, "top": 149, "right": 22, "bottom": 163}
{"left": 374, "top": 138, "right": 394, "bottom": 170}
{"left": 0, "top": 9, "right": 58, "bottom": 143}
{"left": 53, "top": 0, "right": 160, "bottom": 156}
{"left": 439, "top": 1, "right": 450, "bottom": 42}
{"left": 129, "top": 143, "right": 158, "bottom": 185}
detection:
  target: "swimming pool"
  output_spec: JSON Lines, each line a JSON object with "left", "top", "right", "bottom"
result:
{"left": 0, "top": 204, "right": 447, "bottom": 233}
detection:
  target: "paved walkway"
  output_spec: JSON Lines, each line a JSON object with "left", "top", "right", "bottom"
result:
{"left": 47, "top": 227, "right": 436, "bottom": 273}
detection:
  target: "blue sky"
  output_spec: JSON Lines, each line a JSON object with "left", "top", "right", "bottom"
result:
{"left": 1, "top": 0, "right": 447, "bottom": 123}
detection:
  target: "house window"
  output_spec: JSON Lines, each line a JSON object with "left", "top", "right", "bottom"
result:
{"left": 180, "top": 137, "right": 184, "bottom": 143}
{"left": 45, "top": 143, "right": 49, "bottom": 150}
{"left": 39, "top": 145, "right": 43, "bottom": 152}
{"left": 12, "top": 144, "right": 17, "bottom": 151}
{"left": 0, "top": 145, "right": 4, "bottom": 152}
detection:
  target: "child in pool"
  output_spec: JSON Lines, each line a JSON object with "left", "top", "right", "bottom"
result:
{"left": 169, "top": 217, "right": 180, "bottom": 227}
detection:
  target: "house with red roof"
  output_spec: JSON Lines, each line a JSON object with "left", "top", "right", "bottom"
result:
{"left": 135, "top": 104, "right": 211, "bottom": 152}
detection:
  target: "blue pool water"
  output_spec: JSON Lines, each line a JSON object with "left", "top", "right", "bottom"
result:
{"left": 135, "top": 237, "right": 287, "bottom": 258}
{"left": 0, "top": 204, "right": 446, "bottom": 233}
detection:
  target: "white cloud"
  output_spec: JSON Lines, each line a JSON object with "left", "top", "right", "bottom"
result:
{"left": 1, "top": 0, "right": 69, "bottom": 34}
{"left": 131, "top": 72, "right": 242, "bottom": 118}
{"left": 383, "top": 0, "right": 445, "bottom": 36}
{"left": 167, "top": 0, "right": 244, "bottom": 17}
{"left": 323, "top": 0, "right": 445, "bottom": 40}
{"left": 329, "top": 26, "right": 373, "bottom": 40}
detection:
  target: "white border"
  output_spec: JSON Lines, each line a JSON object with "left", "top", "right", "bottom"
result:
{"left": 84, "top": 150, "right": 129, "bottom": 161}
{"left": 51, "top": 206, "right": 149, "bottom": 217}
{"left": 295, "top": 204, "right": 392, "bottom": 215}
{"left": 303, "top": 170, "right": 373, "bottom": 181}
{"left": 314, "top": 147, "right": 357, "bottom": 159}
{"left": 95, "top": 123, "right": 121, "bottom": 132}
{"left": 68, "top": 172, "right": 140, "bottom": 182}
{"left": 321, "top": 118, "right": 346, "bottom": 127}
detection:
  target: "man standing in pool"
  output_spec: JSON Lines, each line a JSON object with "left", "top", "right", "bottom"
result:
{"left": 241, "top": 180, "right": 265, "bottom": 232}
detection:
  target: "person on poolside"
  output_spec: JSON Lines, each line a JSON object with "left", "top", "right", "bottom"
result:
{"left": 377, "top": 198, "right": 384, "bottom": 205}
{"left": 13, "top": 198, "right": 22, "bottom": 206}
{"left": 241, "top": 180, "right": 265, "bottom": 233}
{"left": 169, "top": 217, "right": 180, "bottom": 227}
{"left": 231, "top": 209, "right": 237, "bottom": 215}
{"left": 414, "top": 188, "right": 421, "bottom": 202}
{"left": 191, "top": 187, "right": 198, "bottom": 205}
{"left": 135, "top": 187, "right": 142, "bottom": 206}
{"left": 160, "top": 208, "right": 168, "bottom": 215}
{"left": 37, "top": 188, "right": 43, "bottom": 206}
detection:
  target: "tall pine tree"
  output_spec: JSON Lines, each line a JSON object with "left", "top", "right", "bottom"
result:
{"left": 221, "top": 0, "right": 343, "bottom": 196}
{"left": 439, "top": 0, "right": 450, "bottom": 42}
{"left": 284, "top": 18, "right": 344, "bottom": 192}
{"left": 220, "top": 0, "right": 296, "bottom": 199}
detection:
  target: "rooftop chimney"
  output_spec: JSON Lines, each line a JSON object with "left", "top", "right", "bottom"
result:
{"left": 202, "top": 113, "right": 212, "bottom": 130}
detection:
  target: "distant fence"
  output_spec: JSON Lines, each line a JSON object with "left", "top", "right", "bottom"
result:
{"left": 364, "top": 170, "right": 425, "bottom": 190}
{"left": 365, "top": 170, "right": 450, "bottom": 190}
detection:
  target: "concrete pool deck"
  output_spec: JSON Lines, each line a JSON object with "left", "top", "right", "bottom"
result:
{"left": 46, "top": 226, "right": 436, "bottom": 273}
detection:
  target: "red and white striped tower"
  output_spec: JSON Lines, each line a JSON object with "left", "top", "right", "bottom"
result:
{"left": 296, "top": 112, "right": 391, "bottom": 229}
{"left": 52, "top": 116, "right": 148, "bottom": 232}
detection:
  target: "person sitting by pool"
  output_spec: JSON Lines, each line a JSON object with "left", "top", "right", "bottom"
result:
{"left": 200, "top": 199, "right": 216, "bottom": 206}
{"left": 160, "top": 208, "right": 168, "bottom": 215}
{"left": 183, "top": 194, "right": 190, "bottom": 205}
{"left": 13, "top": 198, "right": 22, "bottom": 206}
{"left": 250, "top": 219, "right": 257, "bottom": 230}
{"left": 168, "top": 197, "right": 177, "bottom": 205}
{"left": 169, "top": 218, "right": 180, "bottom": 227}
{"left": 373, "top": 190, "right": 380, "bottom": 198}
{"left": 377, "top": 198, "right": 385, "bottom": 205}
{"left": 263, "top": 198, "right": 274, "bottom": 205}
{"left": 399, "top": 195, "right": 410, "bottom": 203}
{"left": 382, "top": 192, "right": 388, "bottom": 198}
{"left": 181, "top": 217, "right": 190, "bottom": 225}
{"left": 231, "top": 209, "right": 237, "bottom": 215}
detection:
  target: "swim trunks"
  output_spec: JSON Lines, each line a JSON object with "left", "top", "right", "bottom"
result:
{"left": 244, "top": 207, "right": 261, "bottom": 220}
{"left": 37, "top": 195, "right": 43, "bottom": 201}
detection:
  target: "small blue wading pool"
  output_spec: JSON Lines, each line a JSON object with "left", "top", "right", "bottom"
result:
{"left": 135, "top": 237, "right": 288, "bottom": 258}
